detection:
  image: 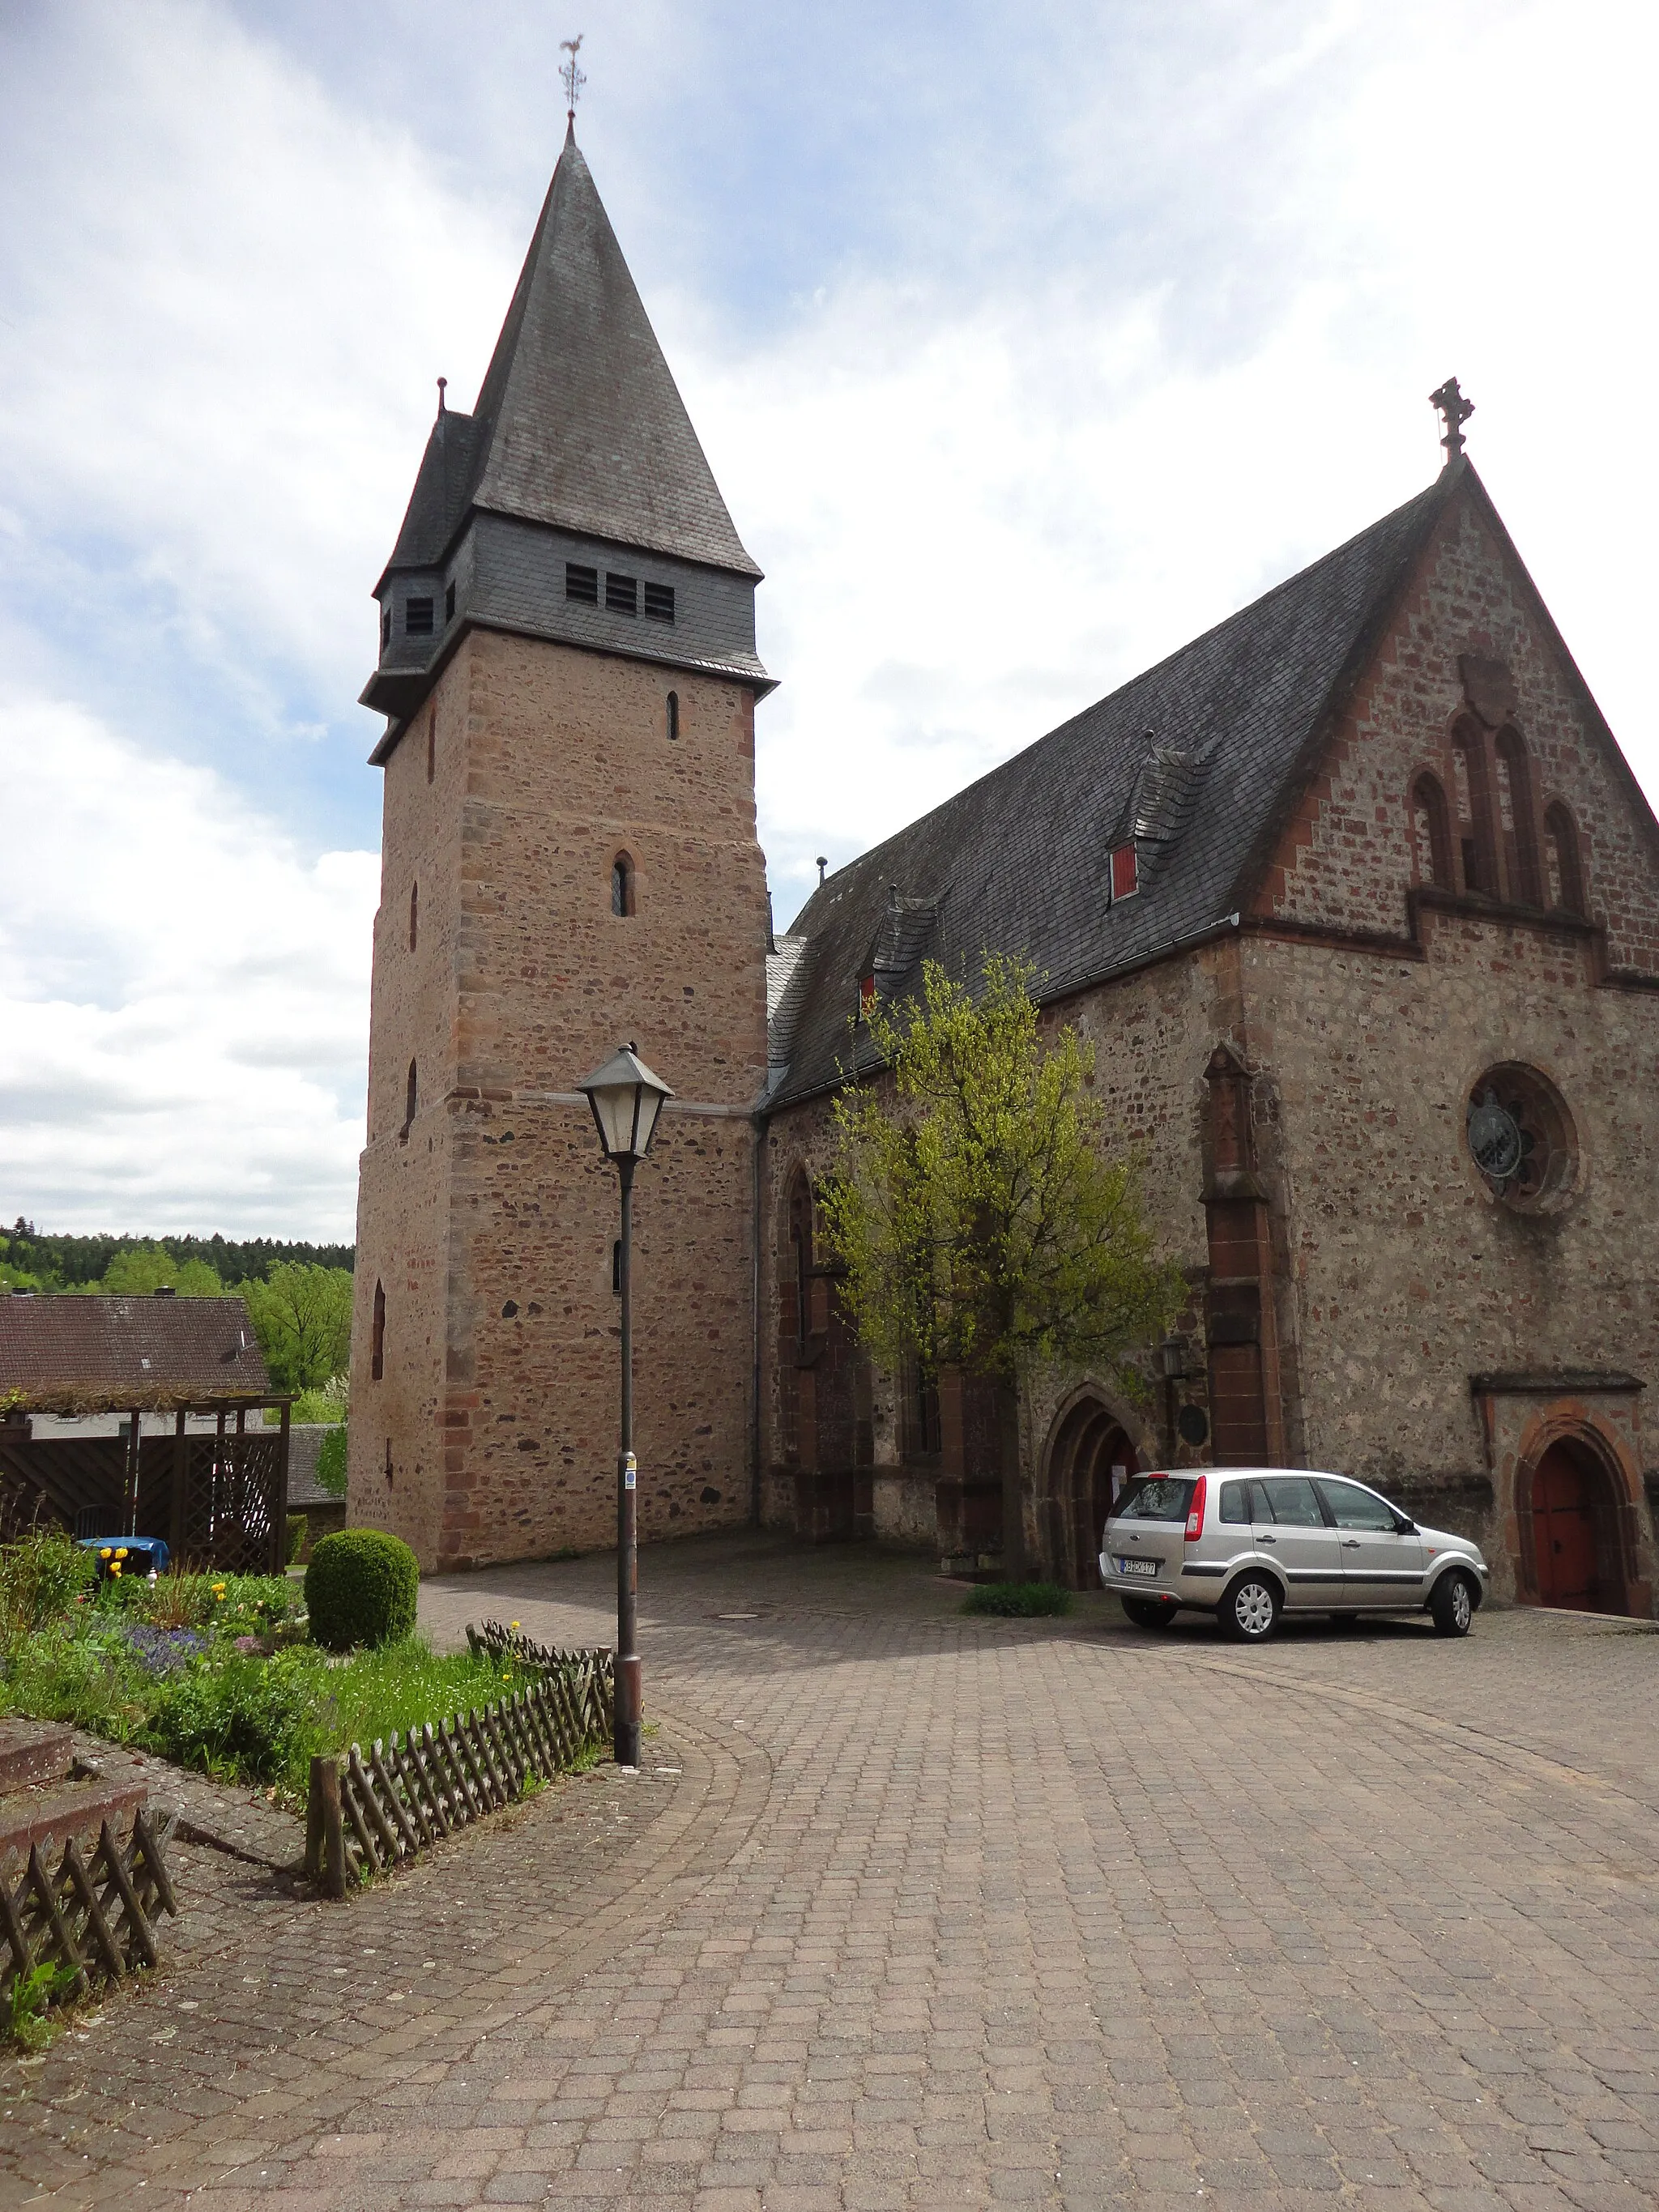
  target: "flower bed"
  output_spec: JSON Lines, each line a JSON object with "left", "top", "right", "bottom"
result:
{"left": 0, "top": 1532, "right": 544, "bottom": 1807}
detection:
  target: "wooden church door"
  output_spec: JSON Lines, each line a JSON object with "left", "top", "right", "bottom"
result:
{"left": 1531, "top": 1443, "right": 1601, "bottom": 1610}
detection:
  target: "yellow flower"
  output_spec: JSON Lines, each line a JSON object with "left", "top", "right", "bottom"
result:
{"left": 115, "top": 1547, "right": 128, "bottom": 1559}
{"left": 109, "top": 1561, "right": 122, "bottom": 1577}
{"left": 510, "top": 1621, "right": 520, "bottom": 1630}
{"left": 100, "top": 1547, "right": 112, "bottom": 1559}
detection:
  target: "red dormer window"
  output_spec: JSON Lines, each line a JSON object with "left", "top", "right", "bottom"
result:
{"left": 1109, "top": 842, "right": 1139, "bottom": 902}
{"left": 858, "top": 974, "right": 877, "bottom": 1020}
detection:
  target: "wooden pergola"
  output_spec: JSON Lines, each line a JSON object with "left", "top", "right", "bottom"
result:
{"left": 0, "top": 1294, "right": 292, "bottom": 1575}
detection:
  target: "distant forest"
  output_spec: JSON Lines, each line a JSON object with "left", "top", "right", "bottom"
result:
{"left": 2, "top": 1221, "right": 355, "bottom": 1289}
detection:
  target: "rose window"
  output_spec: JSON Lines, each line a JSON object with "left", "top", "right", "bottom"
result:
{"left": 1466, "top": 1065, "right": 1577, "bottom": 1210}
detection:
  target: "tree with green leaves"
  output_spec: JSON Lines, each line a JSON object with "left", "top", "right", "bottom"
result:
{"left": 818, "top": 955, "right": 1183, "bottom": 1576}
{"left": 237, "top": 1264, "right": 354, "bottom": 1395}
{"left": 87, "top": 1245, "right": 229, "bottom": 1298}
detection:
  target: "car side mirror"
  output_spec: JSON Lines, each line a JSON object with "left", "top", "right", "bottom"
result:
{"left": 1394, "top": 1516, "right": 1417, "bottom": 1535}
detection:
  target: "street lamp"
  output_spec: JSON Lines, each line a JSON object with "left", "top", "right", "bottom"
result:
{"left": 575, "top": 1041, "right": 674, "bottom": 1770}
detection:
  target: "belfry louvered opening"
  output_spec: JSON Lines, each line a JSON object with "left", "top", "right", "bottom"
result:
{"left": 565, "top": 563, "right": 599, "bottom": 604}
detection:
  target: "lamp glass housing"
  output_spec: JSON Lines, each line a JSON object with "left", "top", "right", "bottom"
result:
{"left": 576, "top": 1044, "right": 674, "bottom": 1163}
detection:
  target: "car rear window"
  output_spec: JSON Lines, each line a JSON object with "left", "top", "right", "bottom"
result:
{"left": 1218, "top": 1480, "right": 1252, "bottom": 1524}
{"left": 1111, "top": 1475, "right": 1196, "bottom": 1524}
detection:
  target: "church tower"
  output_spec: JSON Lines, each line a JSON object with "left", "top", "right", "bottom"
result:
{"left": 349, "top": 125, "right": 773, "bottom": 1571}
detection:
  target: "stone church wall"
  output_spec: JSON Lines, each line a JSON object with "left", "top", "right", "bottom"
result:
{"left": 1264, "top": 490, "right": 1659, "bottom": 977}
{"left": 1244, "top": 920, "right": 1659, "bottom": 1600}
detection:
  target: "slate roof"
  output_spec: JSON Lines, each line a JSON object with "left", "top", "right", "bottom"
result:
{"left": 380, "top": 124, "right": 760, "bottom": 586}
{"left": 0, "top": 1297, "right": 274, "bottom": 1415}
{"left": 766, "top": 469, "right": 1458, "bottom": 1108}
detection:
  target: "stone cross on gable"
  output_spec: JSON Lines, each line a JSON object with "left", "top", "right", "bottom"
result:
{"left": 1430, "top": 377, "right": 1475, "bottom": 463}
{"left": 561, "top": 34, "right": 586, "bottom": 121}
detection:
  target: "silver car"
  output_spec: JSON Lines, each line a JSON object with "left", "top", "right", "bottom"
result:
{"left": 1100, "top": 1468, "right": 1487, "bottom": 1642}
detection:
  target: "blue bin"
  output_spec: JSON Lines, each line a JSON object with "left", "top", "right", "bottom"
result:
{"left": 79, "top": 1536, "right": 172, "bottom": 1576}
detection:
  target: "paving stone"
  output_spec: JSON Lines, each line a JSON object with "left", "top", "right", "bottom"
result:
{"left": 4, "top": 1538, "right": 1659, "bottom": 2208}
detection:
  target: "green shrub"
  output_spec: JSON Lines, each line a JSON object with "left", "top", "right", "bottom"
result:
{"left": 285, "top": 1515, "right": 308, "bottom": 1566}
{"left": 314, "top": 1425, "right": 348, "bottom": 1498}
{"left": 305, "top": 1528, "right": 418, "bottom": 1651}
{"left": 142, "top": 1647, "right": 326, "bottom": 1782}
{"left": 962, "top": 1580, "right": 1073, "bottom": 1617}
{"left": 0, "top": 1528, "right": 96, "bottom": 1647}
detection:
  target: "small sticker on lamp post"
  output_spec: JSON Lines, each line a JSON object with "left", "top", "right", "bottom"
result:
{"left": 624, "top": 1453, "right": 637, "bottom": 1490}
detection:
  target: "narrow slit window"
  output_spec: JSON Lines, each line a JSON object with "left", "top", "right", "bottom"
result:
{"left": 565, "top": 562, "right": 599, "bottom": 604}
{"left": 372, "top": 1280, "right": 386, "bottom": 1380}
{"left": 425, "top": 710, "right": 435, "bottom": 785}
{"left": 643, "top": 582, "right": 675, "bottom": 623}
{"left": 403, "top": 1058, "right": 418, "bottom": 1137}
{"left": 666, "top": 690, "right": 680, "bottom": 741}
{"left": 404, "top": 597, "right": 434, "bottom": 637}
{"left": 408, "top": 880, "right": 419, "bottom": 952}
{"left": 605, "top": 573, "right": 638, "bottom": 616}
{"left": 611, "top": 854, "right": 635, "bottom": 917}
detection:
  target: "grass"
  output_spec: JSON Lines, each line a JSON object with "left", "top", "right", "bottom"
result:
{"left": 962, "top": 1580, "right": 1073, "bottom": 1617}
{"left": 2, "top": 1626, "right": 540, "bottom": 1804}
{"left": 0, "top": 1531, "right": 599, "bottom": 1808}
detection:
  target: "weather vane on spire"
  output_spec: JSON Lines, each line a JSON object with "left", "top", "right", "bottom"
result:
{"left": 561, "top": 34, "right": 586, "bottom": 122}
{"left": 1429, "top": 377, "right": 1474, "bottom": 466}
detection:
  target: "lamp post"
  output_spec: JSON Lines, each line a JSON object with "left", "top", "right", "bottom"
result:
{"left": 575, "top": 1042, "right": 674, "bottom": 1770}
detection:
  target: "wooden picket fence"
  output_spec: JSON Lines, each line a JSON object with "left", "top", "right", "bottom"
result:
{"left": 305, "top": 1625, "right": 614, "bottom": 1896}
{"left": 1, "top": 1809, "right": 178, "bottom": 2008}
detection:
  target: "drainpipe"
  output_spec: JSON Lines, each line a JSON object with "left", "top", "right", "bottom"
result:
{"left": 749, "top": 1108, "right": 764, "bottom": 1528}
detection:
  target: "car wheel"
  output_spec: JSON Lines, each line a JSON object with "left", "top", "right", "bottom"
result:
{"left": 1122, "top": 1597, "right": 1177, "bottom": 1630}
{"left": 1221, "top": 1572, "right": 1281, "bottom": 1643}
{"left": 1431, "top": 1571, "right": 1475, "bottom": 1638}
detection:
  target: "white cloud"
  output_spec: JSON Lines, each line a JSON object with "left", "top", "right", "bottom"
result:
{"left": 1, "top": 0, "right": 1654, "bottom": 1228}
{"left": 0, "top": 697, "right": 376, "bottom": 1238}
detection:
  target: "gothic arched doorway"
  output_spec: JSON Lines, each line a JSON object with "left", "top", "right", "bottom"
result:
{"left": 1529, "top": 1437, "right": 1627, "bottom": 1615}
{"left": 1044, "top": 1397, "right": 1142, "bottom": 1588}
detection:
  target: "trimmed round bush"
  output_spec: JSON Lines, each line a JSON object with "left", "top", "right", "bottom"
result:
{"left": 305, "top": 1529, "right": 419, "bottom": 1652}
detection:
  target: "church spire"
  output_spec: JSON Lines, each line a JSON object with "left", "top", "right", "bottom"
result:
{"left": 382, "top": 130, "right": 759, "bottom": 582}
{"left": 364, "top": 126, "right": 770, "bottom": 736}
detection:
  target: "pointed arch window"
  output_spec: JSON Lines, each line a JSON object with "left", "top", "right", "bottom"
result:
{"left": 1544, "top": 802, "right": 1585, "bottom": 915}
{"left": 371, "top": 1280, "right": 386, "bottom": 1380}
{"left": 611, "top": 854, "right": 636, "bottom": 917}
{"left": 1410, "top": 774, "right": 1452, "bottom": 888}
{"left": 1495, "top": 729, "right": 1543, "bottom": 905}
{"left": 1450, "top": 720, "right": 1498, "bottom": 896}
{"left": 787, "top": 1170, "right": 814, "bottom": 1347}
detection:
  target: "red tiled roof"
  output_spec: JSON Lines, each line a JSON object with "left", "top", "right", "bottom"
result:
{"left": 0, "top": 1296, "right": 274, "bottom": 1414}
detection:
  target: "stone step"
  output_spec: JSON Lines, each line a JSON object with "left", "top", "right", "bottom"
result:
{"left": 0, "top": 1718, "right": 74, "bottom": 1793}
{"left": 0, "top": 1775, "right": 147, "bottom": 1872}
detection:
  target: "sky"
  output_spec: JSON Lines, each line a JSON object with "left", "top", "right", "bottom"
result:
{"left": 2, "top": 0, "right": 1655, "bottom": 1242}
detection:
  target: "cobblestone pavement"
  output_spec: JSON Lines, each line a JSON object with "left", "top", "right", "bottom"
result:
{"left": 4, "top": 1532, "right": 1659, "bottom": 2210}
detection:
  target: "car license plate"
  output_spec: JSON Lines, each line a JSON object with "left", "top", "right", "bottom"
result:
{"left": 1115, "top": 1555, "right": 1158, "bottom": 1579}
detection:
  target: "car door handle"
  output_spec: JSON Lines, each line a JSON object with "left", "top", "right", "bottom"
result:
{"left": 1256, "top": 1534, "right": 1276, "bottom": 1545}
{"left": 1341, "top": 1539, "right": 1362, "bottom": 1549}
